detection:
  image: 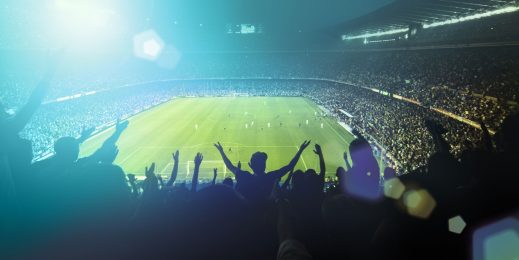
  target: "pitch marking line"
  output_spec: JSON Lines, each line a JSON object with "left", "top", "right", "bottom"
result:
{"left": 119, "top": 147, "right": 142, "bottom": 165}
{"left": 295, "top": 146, "right": 308, "bottom": 170}
{"left": 324, "top": 119, "right": 348, "bottom": 144}
{"left": 160, "top": 162, "right": 173, "bottom": 175}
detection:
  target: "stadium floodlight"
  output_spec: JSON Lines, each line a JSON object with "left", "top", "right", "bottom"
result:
{"left": 423, "top": 6, "right": 519, "bottom": 29}
{"left": 342, "top": 28, "right": 409, "bottom": 41}
{"left": 133, "top": 30, "right": 165, "bottom": 61}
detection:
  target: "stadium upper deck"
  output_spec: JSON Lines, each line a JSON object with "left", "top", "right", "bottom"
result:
{"left": 335, "top": 0, "right": 519, "bottom": 47}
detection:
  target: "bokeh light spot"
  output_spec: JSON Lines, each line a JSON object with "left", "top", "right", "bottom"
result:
{"left": 473, "top": 217, "right": 519, "bottom": 260}
{"left": 448, "top": 215, "right": 467, "bottom": 234}
{"left": 383, "top": 178, "right": 405, "bottom": 200}
{"left": 403, "top": 189, "right": 436, "bottom": 219}
{"left": 133, "top": 30, "right": 165, "bottom": 61}
{"left": 143, "top": 39, "right": 162, "bottom": 57}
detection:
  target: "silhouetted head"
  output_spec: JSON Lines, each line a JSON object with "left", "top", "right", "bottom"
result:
{"left": 305, "top": 169, "right": 317, "bottom": 175}
{"left": 249, "top": 152, "right": 268, "bottom": 174}
{"left": 222, "top": 177, "right": 234, "bottom": 188}
{"left": 54, "top": 137, "right": 80, "bottom": 162}
{"left": 349, "top": 138, "right": 376, "bottom": 167}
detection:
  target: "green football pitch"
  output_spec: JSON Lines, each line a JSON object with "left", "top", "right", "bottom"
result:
{"left": 80, "top": 97, "right": 357, "bottom": 182}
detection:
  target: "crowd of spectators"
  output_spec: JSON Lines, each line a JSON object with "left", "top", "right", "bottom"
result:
{"left": 1, "top": 64, "right": 518, "bottom": 259}
{"left": 335, "top": 47, "right": 519, "bottom": 130}
{"left": 1, "top": 45, "right": 519, "bottom": 172}
{"left": 3, "top": 72, "right": 507, "bottom": 173}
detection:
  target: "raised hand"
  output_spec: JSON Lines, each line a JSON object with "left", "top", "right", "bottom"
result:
{"left": 172, "top": 150, "right": 179, "bottom": 162}
{"left": 215, "top": 142, "right": 241, "bottom": 175}
{"left": 214, "top": 142, "right": 224, "bottom": 152}
{"left": 145, "top": 163, "right": 156, "bottom": 179}
{"left": 167, "top": 150, "right": 180, "bottom": 187}
{"left": 116, "top": 119, "right": 129, "bottom": 132}
{"left": 313, "top": 144, "right": 322, "bottom": 155}
{"left": 143, "top": 162, "right": 158, "bottom": 193}
{"left": 194, "top": 153, "right": 203, "bottom": 167}
{"left": 192, "top": 153, "right": 203, "bottom": 192}
{"left": 314, "top": 143, "right": 326, "bottom": 182}
{"left": 299, "top": 140, "right": 311, "bottom": 152}
{"left": 78, "top": 126, "right": 96, "bottom": 143}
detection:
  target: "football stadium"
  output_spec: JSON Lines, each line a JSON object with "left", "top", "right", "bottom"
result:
{"left": 1, "top": 0, "right": 519, "bottom": 259}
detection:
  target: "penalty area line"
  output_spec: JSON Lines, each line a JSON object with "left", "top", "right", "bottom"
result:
{"left": 295, "top": 146, "right": 308, "bottom": 170}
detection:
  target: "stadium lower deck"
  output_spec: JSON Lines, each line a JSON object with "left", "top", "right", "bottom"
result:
{"left": 79, "top": 96, "right": 371, "bottom": 181}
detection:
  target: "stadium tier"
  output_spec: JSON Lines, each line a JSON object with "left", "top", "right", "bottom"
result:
{"left": 1, "top": 0, "right": 519, "bottom": 259}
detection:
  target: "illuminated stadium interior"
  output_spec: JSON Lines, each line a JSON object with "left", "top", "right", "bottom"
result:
{"left": 1, "top": 0, "right": 519, "bottom": 259}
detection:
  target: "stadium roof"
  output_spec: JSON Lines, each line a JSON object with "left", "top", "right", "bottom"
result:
{"left": 337, "top": 0, "right": 519, "bottom": 39}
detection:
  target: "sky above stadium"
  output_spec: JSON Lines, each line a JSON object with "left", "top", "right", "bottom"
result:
{"left": 0, "top": 0, "right": 393, "bottom": 51}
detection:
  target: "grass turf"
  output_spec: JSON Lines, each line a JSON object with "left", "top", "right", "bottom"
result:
{"left": 80, "top": 97, "right": 357, "bottom": 182}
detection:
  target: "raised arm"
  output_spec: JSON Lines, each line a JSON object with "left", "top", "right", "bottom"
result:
{"left": 77, "top": 126, "right": 96, "bottom": 144}
{"left": 191, "top": 153, "right": 203, "bottom": 193}
{"left": 166, "top": 150, "right": 179, "bottom": 187}
{"left": 102, "top": 119, "right": 129, "bottom": 148}
{"left": 479, "top": 119, "right": 493, "bottom": 152}
{"left": 425, "top": 119, "right": 451, "bottom": 154}
{"left": 270, "top": 140, "right": 311, "bottom": 179}
{"left": 313, "top": 144, "right": 325, "bottom": 182}
{"left": 9, "top": 57, "right": 60, "bottom": 133}
{"left": 82, "top": 120, "right": 129, "bottom": 163}
{"left": 214, "top": 142, "right": 239, "bottom": 174}
{"left": 142, "top": 163, "right": 158, "bottom": 195}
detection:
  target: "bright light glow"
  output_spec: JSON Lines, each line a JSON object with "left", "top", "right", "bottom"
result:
{"left": 143, "top": 39, "right": 162, "bottom": 57}
{"left": 343, "top": 28, "right": 408, "bottom": 40}
{"left": 133, "top": 30, "right": 165, "bottom": 61}
{"left": 343, "top": 5, "right": 519, "bottom": 41}
{"left": 423, "top": 6, "right": 519, "bottom": 29}
{"left": 49, "top": 0, "right": 125, "bottom": 52}
{"left": 54, "top": 0, "right": 116, "bottom": 31}
{"left": 365, "top": 38, "right": 396, "bottom": 44}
